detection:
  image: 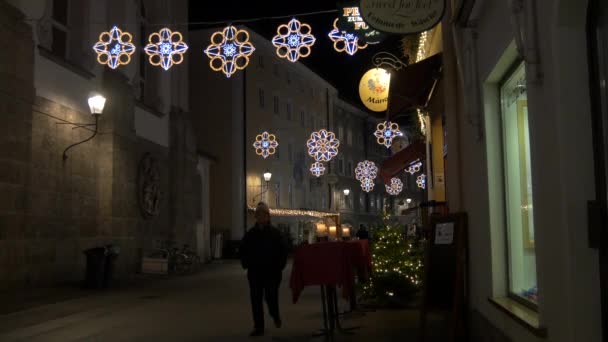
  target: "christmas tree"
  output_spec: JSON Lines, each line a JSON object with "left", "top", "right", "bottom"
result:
{"left": 362, "top": 213, "right": 424, "bottom": 306}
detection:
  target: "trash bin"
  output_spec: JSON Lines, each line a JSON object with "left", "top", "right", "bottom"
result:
{"left": 103, "top": 245, "right": 120, "bottom": 288}
{"left": 83, "top": 247, "right": 107, "bottom": 289}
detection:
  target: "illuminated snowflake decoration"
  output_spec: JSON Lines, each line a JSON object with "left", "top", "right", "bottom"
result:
{"left": 385, "top": 178, "right": 403, "bottom": 196}
{"left": 306, "top": 129, "right": 340, "bottom": 162}
{"left": 92, "top": 26, "right": 136, "bottom": 69}
{"left": 417, "top": 174, "right": 427, "bottom": 189}
{"left": 252, "top": 131, "right": 279, "bottom": 159}
{"left": 405, "top": 161, "right": 422, "bottom": 175}
{"left": 204, "top": 26, "right": 255, "bottom": 78}
{"left": 374, "top": 121, "right": 403, "bottom": 148}
{"left": 328, "top": 19, "right": 367, "bottom": 56}
{"left": 310, "top": 162, "right": 326, "bottom": 177}
{"left": 360, "top": 177, "right": 375, "bottom": 193}
{"left": 144, "top": 28, "right": 188, "bottom": 70}
{"left": 355, "top": 160, "right": 378, "bottom": 181}
{"left": 272, "top": 18, "right": 316, "bottom": 62}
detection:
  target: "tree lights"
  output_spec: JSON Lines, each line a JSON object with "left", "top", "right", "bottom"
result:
{"left": 374, "top": 121, "right": 403, "bottom": 148}
{"left": 144, "top": 28, "right": 188, "bottom": 70}
{"left": 272, "top": 18, "right": 316, "bottom": 62}
{"left": 93, "top": 26, "right": 136, "bottom": 69}
{"left": 204, "top": 25, "right": 255, "bottom": 78}
{"left": 252, "top": 131, "right": 279, "bottom": 159}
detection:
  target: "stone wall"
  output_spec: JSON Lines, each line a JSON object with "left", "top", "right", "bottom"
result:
{"left": 0, "top": 1, "right": 200, "bottom": 290}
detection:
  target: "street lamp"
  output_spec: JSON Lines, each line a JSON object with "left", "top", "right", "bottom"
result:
{"left": 343, "top": 189, "right": 350, "bottom": 196}
{"left": 263, "top": 170, "right": 272, "bottom": 182}
{"left": 63, "top": 93, "right": 106, "bottom": 160}
{"left": 406, "top": 198, "right": 412, "bottom": 204}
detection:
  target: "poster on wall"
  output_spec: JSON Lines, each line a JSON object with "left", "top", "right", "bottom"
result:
{"left": 337, "top": 1, "right": 385, "bottom": 44}
{"left": 359, "top": 0, "right": 445, "bottom": 34}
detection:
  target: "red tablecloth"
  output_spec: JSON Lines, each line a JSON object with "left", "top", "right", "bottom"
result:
{"left": 289, "top": 240, "right": 373, "bottom": 304}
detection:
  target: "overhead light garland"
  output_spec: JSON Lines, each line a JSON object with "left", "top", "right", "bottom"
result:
{"left": 92, "top": 26, "right": 136, "bottom": 69}
{"left": 328, "top": 19, "right": 367, "bottom": 56}
{"left": 204, "top": 25, "right": 255, "bottom": 78}
{"left": 355, "top": 160, "right": 378, "bottom": 193}
{"left": 306, "top": 129, "right": 340, "bottom": 162}
{"left": 252, "top": 131, "right": 279, "bottom": 159}
{"left": 310, "top": 161, "right": 326, "bottom": 177}
{"left": 416, "top": 174, "right": 426, "bottom": 189}
{"left": 272, "top": 18, "right": 316, "bottom": 62}
{"left": 247, "top": 206, "right": 336, "bottom": 218}
{"left": 405, "top": 161, "right": 422, "bottom": 175}
{"left": 418, "top": 109, "right": 427, "bottom": 136}
{"left": 374, "top": 121, "right": 403, "bottom": 148}
{"left": 144, "top": 28, "right": 188, "bottom": 70}
{"left": 385, "top": 177, "right": 403, "bottom": 196}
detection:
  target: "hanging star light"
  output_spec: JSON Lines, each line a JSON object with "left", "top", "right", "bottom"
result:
{"left": 306, "top": 129, "right": 340, "bottom": 162}
{"left": 272, "top": 18, "right": 316, "bottom": 62}
{"left": 92, "top": 26, "right": 136, "bottom": 69}
{"left": 417, "top": 174, "right": 427, "bottom": 189}
{"left": 386, "top": 177, "right": 403, "bottom": 196}
{"left": 374, "top": 121, "right": 403, "bottom": 148}
{"left": 252, "top": 131, "right": 279, "bottom": 159}
{"left": 204, "top": 25, "right": 255, "bottom": 78}
{"left": 310, "top": 162, "right": 326, "bottom": 177}
{"left": 144, "top": 28, "right": 188, "bottom": 70}
{"left": 360, "top": 177, "right": 375, "bottom": 192}
{"left": 328, "top": 19, "right": 367, "bottom": 56}
{"left": 405, "top": 161, "right": 422, "bottom": 175}
{"left": 355, "top": 160, "right": 378, "bottom": 181}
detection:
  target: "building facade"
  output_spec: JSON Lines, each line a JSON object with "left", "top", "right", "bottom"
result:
{"left": 435, "top": 0, "right": 604, "bottom": 341}
{"left": 0, "top": 0, "right": 203, "bottom": 290}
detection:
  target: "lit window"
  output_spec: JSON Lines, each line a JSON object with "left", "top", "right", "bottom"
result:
{"left": 500, "top": 62, "right": 538, "bottom": 306}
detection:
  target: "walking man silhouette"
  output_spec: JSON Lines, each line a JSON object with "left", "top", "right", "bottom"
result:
{"left": 240, "top": 202, "right": 288, "bottom": 337}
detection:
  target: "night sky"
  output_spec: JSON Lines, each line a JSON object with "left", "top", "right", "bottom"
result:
{"left": 189, "top": 1, "right": 407, "bottom": 107}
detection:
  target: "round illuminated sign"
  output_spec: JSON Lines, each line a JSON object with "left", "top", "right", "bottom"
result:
{"left": 358, "top": 68, "right": 391, "bottom": 112}
{"left": 336, "top": 5, "right": 384, "bottom": 45}
{"left": 360, "top": 0, "right": 445, "bottom": 34}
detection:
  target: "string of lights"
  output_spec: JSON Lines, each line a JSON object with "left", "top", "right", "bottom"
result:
{"left": 246, "top": 206, "right": 337, "bottom": 218}
{"left": 22, "top": 9, "right": 340, "bottom": 27}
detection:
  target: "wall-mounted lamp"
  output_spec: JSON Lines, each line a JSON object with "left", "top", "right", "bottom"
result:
{"left": 62, "top": 94, "right": 106, "bottom": 161}
{"left": 263, "top": 170, "right": 272, "bottom": 182}
{"left": 343, "top": 189, "right": 350, "bottom": 196}
{"left": 406, "top": 198, "right": 412, "bottom": 204}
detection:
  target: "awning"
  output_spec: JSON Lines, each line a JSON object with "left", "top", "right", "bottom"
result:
{"left": 388, "top": 53, "right": 443, "bottom": 119}
{"left": 379, "top": 141, "right": 426, "bottom": 183}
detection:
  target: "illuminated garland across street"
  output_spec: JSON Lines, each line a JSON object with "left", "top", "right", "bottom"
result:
{"left": 385, "top": 177, "right": 403, "bottom": 195}
{"left": 374, "top": 121, "right": 403, "bottom": 148}
{"left": 360, "top": 177, "right": 375, "bottom": 193}
{"left": 144, "top": 28, "right": 188, "bottom": 70}
{"left": 204, "top": 26, "right": 255, "bottom": 78}
{"left": 417, "top": 174, "right": 427, "bottom": 189}
{"left": 307, "top": 129, "right": 340, "bottom": 162}
{"left": 405, "top": 161, "right": 422, "bottom": 175}
{"left": 252, "top": 131, "right": 279, "bottom": 159}
{"left": 93, "top": 26, "right": 136, "bottom": 69}
{"left": 328, "top": 19, "right": 367, "bottom": 56}
{"left": 247, "top": 206, "right": 336, "bottom": 218}
{"left": 272, "top": 18, "right": 316, "bottom": 62}
{"left": 310, "top": 161, "right": 326, "bottom": 177}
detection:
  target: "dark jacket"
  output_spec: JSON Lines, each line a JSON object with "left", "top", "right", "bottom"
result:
{"left": 240, "top": 223, "right": 287, "bottom": 274}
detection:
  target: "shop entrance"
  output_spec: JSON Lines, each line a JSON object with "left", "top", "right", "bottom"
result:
{"left": 587, "top": 0, "right": 608, "bottom": 339}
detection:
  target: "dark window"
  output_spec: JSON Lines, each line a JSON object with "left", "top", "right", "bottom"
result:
{"left": 52, "top": 0, "right": 69, "bottom": 25}
{"left": 273, "top": 96, "right": 279, "bottom": 116}
{"left": 286, "top": 102, "right": 292, "bottom": 120}
{"left": 259, "top": 89, "right": 265, "bottom": 108}
{"left": 300, "top": 111, "right": 305, "bottom": 127}
{"left": 51, "top": 26, "right": 67, "bottom": 57}
{"left": 258, "top": 55, "right": 264, "bottom": 68}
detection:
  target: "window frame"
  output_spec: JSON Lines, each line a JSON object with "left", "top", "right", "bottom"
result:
{"left": 50, "top": 0, "right": 70, "bottom": 59}
{"left": 498, "top": 59, "right": 539, "bottom": 311}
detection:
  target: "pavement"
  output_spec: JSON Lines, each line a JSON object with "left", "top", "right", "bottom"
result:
{"left": 0, "top": 260, "right": 447, "bottom": 341}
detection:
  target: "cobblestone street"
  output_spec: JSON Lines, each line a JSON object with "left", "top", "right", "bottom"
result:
{"left": 0, "top": 261, "right": 443, "bottom": 341}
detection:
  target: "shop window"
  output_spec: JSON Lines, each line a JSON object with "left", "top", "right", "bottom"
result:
{"left": 500, "top": 62, "right": 538, "bottom": 306}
